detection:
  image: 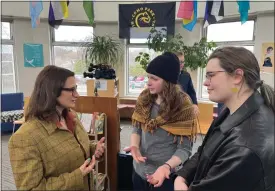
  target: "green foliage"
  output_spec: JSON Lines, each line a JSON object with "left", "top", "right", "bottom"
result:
{"left": 73, "top": 60, "right": 86, "bottom": 75}
{"left": 129, "top": 63, "right": 147, "bottom": 76}
{"left": 82, "top": 35, "right": 122, "bottom": 67}
{"left": 134, "top": 52, "right": 150, "bottom": 71}
{"left": 135, "top": 28, "right": 217, "bottom": 71}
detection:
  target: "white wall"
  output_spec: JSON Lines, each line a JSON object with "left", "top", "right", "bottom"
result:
{"left": 2, "top": 1, "right": 274, "bottom": 96}
{"left": 2, "top": 1, "right": 274, "bottom": 22}
{"left": 12, "top": 19, "right": 52, "bottom": 96}
{"left": 254, "top": 13, "right": 275, "bottom": 88}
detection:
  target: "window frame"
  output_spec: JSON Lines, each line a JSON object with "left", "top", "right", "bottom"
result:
{"left": 125, "top": 42, "right": 150, "bottom": 97}
{"left": 51, "top": 23, "right": 93, "bottom": 95}
{"left": 1, "top": 19, "right": 17, "bottom": 93}
{"left": 197, "top": 17, "right": 256, "bottom": 101}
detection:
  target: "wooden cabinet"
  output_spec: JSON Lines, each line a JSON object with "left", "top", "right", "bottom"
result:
{"left": 197, "top": 102, "right": 214, "bottom": 134}
{"left": 74, "top": 96, "right": 119, "bottom": 191}
{"left": 86, "top": 78, "right": 119, "bottom": 98}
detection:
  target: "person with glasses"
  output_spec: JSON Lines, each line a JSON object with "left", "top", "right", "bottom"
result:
{"left": 174, "top": 46, "right": 274, "bottom": 191}
{"left": 175, "top": 52, "right": 199, "bottom": 116}
{"left": 8, "top": 65, "right": 105, "bottom": 191}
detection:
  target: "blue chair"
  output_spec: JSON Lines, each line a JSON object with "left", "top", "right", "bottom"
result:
{"left": 1, "top": 93, "right": 24, "bottom": 133}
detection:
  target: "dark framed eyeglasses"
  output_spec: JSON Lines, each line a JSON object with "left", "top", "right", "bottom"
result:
{"left": 205, "top": 71, "right": 226, "bottom": 82}
{"left": 61, "top": 86, "right": 78, "bottom": 95}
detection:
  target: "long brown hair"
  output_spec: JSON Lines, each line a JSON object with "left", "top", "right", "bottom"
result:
{"left": 208, "top": 46, "right": 274, "bottom": 112}
{"left": 25, "top": 65, "right": 75, "bottom": 122}
{"left": 138, "top": 81, "right": 191, "bottom": 119}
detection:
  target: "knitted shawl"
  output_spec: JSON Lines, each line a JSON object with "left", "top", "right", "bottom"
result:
{"left": 132, "top": 89, "right": 197, "bottom": 143}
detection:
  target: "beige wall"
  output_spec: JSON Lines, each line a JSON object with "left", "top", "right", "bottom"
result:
{"left": 12, "top": 19, "right": 52, "bottom": 96}
{"left": 4, "top": 13, "right": 274, "bottom": 97}
{"left": 2, "top": 1, "right": 274, "bottom": 21}
{"left": 254, "top": 13, "right": 274, "bottom": 88}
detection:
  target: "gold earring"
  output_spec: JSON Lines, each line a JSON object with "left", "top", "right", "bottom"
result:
{"left": 231, "top": 87, "right": 239, "bottom": 93}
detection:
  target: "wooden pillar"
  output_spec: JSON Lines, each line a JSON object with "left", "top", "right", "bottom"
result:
{"left": 74, "top": 96, "right": 119, "bottom": 191}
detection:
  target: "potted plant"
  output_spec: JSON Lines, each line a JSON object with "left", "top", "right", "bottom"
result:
{"left": 135, "top": 28, "right": 217, "bottom": 71}
{"left": 82, "top": 35, "right": 122, "bottom": 68}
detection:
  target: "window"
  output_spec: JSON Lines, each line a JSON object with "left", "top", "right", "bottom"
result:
{"left": 126, "top": 39, "right": 161, "bottom": 96}
{"left": 1, "top": 21, "right": 16, "bottom": 93}
{"left": 198, "top": 20, "right": 255, "bottom": 100}
{"left": 52, "top": 25, "right": 93, "bottom": 95}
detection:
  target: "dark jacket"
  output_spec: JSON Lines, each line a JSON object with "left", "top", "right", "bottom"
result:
{"left": 178, "top": 71, "right": 198, "bottom": 104}
{"left": 176, "top": 92, "right": 274, "bottom": 191}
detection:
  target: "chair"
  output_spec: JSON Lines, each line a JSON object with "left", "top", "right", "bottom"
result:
{"left": 12, "top": 97, "right": 30, "bottom": 134}
{"left": 197, "top": 103, "right": 214, "bottom": 134}
{"left": 1, "top": 93, "right": 24, "bottom": 133}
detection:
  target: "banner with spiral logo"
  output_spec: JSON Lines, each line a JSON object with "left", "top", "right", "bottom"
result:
{"left": 119, "top": 2, "right": 176, "bottom": 39}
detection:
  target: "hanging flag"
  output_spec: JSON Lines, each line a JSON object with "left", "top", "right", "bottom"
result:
{"left": 48, "top": 1, "right": 69, "bottom": 29}
{"left": 30, "top": 1, "right": 43, "bottom": 28}
{"left": 182, "top": 1, "right": 197, "bottom": 31}
{"left": 203, "top": 1, "right": 224, "bottom": 28}
{"left": 119, "top": 2, "right": 176, "bottom": 39}
{"left": 83, "top": 1, "right": 94, "bottom": 25}
{"left": 237, "top": 1, "right": 250, "bottom": 24}
{"left": 177, "top": 1, "right": 194, "bottom": 20}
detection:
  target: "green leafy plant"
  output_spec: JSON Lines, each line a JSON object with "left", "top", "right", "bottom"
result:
{"left": 134, "top": 52, "right": 150, "bottom": 71}
{"left": 82, "top": 35, "right": 122, "bottom": 68}
{"left": 135, "top": 28, "right": 216, "bottom": 71}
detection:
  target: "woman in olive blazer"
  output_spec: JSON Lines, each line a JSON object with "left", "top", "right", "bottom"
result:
{"left": 8, "top": 65, "right": 105, "bottom": 191}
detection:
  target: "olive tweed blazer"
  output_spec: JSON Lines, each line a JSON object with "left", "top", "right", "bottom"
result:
{"left": 8, "top": 115, "right": 97, "bottom": 191}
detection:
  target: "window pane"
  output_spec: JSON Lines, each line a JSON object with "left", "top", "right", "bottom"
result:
{"left": 207, "top": 21, "right": 254, "bottom": 42}
{"left": 130, "top": 38, "right": 148, "bottom": 44}
{"left": 127, "top": 47, "right": 161, "bottom": 95}
{"left": 1, "top": 22, "right": 11, "bottom": 39}
{"left": 2, "top": 75, "right": 16, "bottom": 93}
{"left": 53, "top": 46, "right": 87, "bottom": 95}
{"left": 54, "top": 25, "right": 93, "bottom": 42}
{"left": 1, "top": 45, "right": 15, "bottom": 93}
{"left": 200, "top": 46, "right": 254, "bottom": 100}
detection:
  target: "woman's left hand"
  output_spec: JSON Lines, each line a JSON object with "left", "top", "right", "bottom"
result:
{"left": 95, "top": 137, "right": 105, "bottom": 158}
{"left": 146, "top": 164, "right": 170, "bottom": 187}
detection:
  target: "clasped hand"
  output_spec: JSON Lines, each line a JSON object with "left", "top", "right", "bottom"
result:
{"left": 146, "top": 164, "right": 170, "bottom": 187}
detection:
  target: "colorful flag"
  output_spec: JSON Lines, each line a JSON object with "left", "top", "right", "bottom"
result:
{"left": 182, "top": 1, "right": 197, "bottom": 31}
{"left": 203, "top": 0, "right": 224, "bottom": 28}
{"left": 48, "top": 1, "right": 69, "bottom": 29}
{"left": 237, "top": 1, "right": 250, "bottom": 24}
{"left": 30, "top": 1, "right": 43, "bottom": 28}
{"left": 83, "top": 1, "right": 94, "bottom": 25}
{"left": 177, "top": 1, "right": 194, "bottom": 20}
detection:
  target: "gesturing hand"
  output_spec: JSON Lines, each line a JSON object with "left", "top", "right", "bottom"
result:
{"left": 80, "top": 156, "right": 96, "bottom": 176}
{"left": 146, "top": 164, "right": 170, "bottom": 187}
{"left": 95, "top": 137, "right": 105, "bottom": 159}
{"left": 123, "top": 146, "right": 147, "bottom": 163}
